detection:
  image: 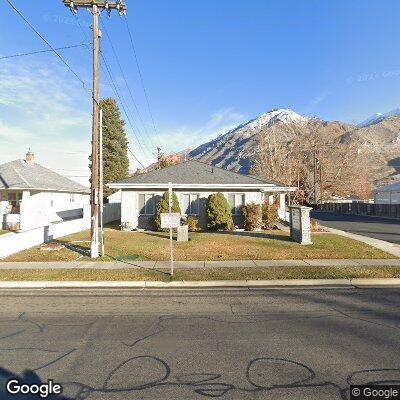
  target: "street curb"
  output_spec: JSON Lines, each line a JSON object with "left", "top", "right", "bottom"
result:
{"left": 1, "top": 278, "right": 400, "bottom": 289}
{"left": 319, "top": 225, "right": 400, "bottom": 258}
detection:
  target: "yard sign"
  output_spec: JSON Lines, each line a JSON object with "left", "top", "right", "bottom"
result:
{"left": 160, "top": 213, "right": 181, "bottom": 229}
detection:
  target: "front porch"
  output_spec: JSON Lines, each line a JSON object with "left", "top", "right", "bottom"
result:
{"left": 0, "top": 191, "right": 22, "bottom": 231}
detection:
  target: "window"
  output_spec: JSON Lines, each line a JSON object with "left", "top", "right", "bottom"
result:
{"left": 139, "top": 194, "right": 156, "bottom": 215}
{"left": 8, "top": 193, "right": 22, "bottom": 213}
{"left": 70, "top": 194, "right": 75, "bottom": 202}
{"left": 228, "top": 193, "right": 245, "bottom": 215}
{"left": 182, "top": 194, "right": 199, "bottom": 215}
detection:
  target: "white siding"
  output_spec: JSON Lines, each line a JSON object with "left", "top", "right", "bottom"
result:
{"left": 1, "top": 190, "right": 90, "bottom": 231}
{"left": 119, "top": 189, "right": 265, "bottom": 230}
{"left": 108, "top": 190, "right": 121, "bottom": 203}
{"left": 0, "top": 205, "right": 91, "bottom": 258}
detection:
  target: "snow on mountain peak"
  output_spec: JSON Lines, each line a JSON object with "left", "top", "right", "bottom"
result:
{"left": 358, "top": 108, "right": 400, "bottom": 128}
{"left": 189, "top": 108, "right": 309, "bottom": 158}
{"left": 247, "top": 108, "right": 308, "bottom": 130}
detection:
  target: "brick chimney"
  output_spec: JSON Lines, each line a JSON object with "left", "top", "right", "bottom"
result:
{"left": 25, "top": 151, "right": 34, "bottom": 166}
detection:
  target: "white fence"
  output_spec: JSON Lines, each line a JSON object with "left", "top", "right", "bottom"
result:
{"left": 0, "top": 203, "right": 121, "bottom": 258}
{"left": 103, "top": 203, "right": 121, "bottom": 224}
{"left": 0, "top": 206, "right": 91, "bottom": 259}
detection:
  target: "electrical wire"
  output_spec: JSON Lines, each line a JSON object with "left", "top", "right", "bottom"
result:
{"left": 72, "top": 12, "right": 147, "bottom": 168}
{"left": 101, "top": 52, "right": 147, "bottom": 168}
{"left": 123, "top": 15, "right": 161, "bottom": 144}
{"left": 0, "top": 43, "right": 88, "bottom": 60}
{"left": 5, "top": 0, "right": 88, "bottom": 91}
{"left": 101, "top": 17, "right": 157, "bottom": 151}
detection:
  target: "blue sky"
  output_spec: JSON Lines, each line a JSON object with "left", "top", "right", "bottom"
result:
{"left": 1, "top": 0, "right": 400, "bottom": 183}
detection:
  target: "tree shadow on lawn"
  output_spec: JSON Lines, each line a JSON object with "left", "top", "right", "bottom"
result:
{"left": 143, "top": 230, "right": 294, "bottom": 243}
{"left": 142, "top": 231, "right": 172, "bottom": 240}
{"left": 53, "top": 240, "right": 171, "bottom": 277}
{"left": 218, "top": 231, "right": 294, "bottom": 243}
{"left": 104, "top": 221, "right": 122, "bottom": 231}
{"left": 51, "top": 240, "right": 90, "bottom": 257}
{"left": 142, "top": 231, "right": 195, "bottom": 242}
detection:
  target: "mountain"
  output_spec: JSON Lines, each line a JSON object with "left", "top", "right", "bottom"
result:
{"left": 187, "top": 108, "right": 400, "bottom": 187}
{"left": 357, "top": 108, "right": 400, "bottom": 128}
{"left": 346, "top": 116, "right": 400, "bottom": 185}
{"left": 189, "top": 109, "right": 310, "bottom": 173}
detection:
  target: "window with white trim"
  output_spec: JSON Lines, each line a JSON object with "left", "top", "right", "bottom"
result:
{"left": 182, "top": 194, "right": 200, "bottom": 215}
{"left": 70, "top": 194, "right": 75, "bottom": 202}
{"left": 139, "top": 194, "right": 156, "bottom": 215}
{"left": 228, "top": 193, "right": 245, "bottom": 215}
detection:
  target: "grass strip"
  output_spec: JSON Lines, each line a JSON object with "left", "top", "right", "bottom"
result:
{"left": 1, "top": 266, "right": 400, "bottom": 281}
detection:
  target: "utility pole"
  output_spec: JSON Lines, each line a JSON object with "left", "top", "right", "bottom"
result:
{"left": 313, "top": 144, "right": 317, "bottom": 206}
{"left": 63, "top": 0, "right": 127, "bottom": 258}
{"left": 99, "top": 108, "right": 105, "bottom": 257}
{"left": 319, "top": 160, "right": 323, "bottom": 206}
{"left": 157, "top": 147, "right": 161, "bottom": 169}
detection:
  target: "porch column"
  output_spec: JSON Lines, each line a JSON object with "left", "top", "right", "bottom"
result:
{"left": 268, "top": 195, "right": 274, "bottom": 205}
{"left": 0, "top": 194, "right": 7, "bottom": 216}
{"left": 19, "top": 191, "right": 31, "bottom": 231}
{"left": 279, "top": 193, "right": 286, "bottom": 212}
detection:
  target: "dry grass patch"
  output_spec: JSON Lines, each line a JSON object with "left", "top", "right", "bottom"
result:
{"left": 0, "top": 266, "right": 400, "bottom": 281}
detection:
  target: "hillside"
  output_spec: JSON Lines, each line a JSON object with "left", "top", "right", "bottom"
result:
{"left": 187, "top": 108, "right": 400, "bottom": 189}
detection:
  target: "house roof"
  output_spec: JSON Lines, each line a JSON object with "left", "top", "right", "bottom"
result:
{"left": 110, "top": 160, "right": 292, "bottom": 190}
{"left": 374, "top": 181, "right": 400, "bottom": 193}
{"left": 0, "top": 159, "right": 90, "bottom": 194}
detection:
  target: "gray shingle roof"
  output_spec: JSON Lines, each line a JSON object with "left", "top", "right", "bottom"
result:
{"left": 113, "top": 160, "right": 282, "bottom": 186}
{"left": 0, "top": 159, "right": 90, "bottom": 193}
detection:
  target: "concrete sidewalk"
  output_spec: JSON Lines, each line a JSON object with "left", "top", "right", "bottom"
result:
{"left": 1, "top": 278, "right": 400, "bottom": 289}
{"left": 278, "top": 220, "right": 400, "bottom": 257}
{"left": 0, "top": 258, "right": 399, "bottom": 269}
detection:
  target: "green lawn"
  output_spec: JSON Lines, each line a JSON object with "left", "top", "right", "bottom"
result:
{"left": 3, "top": 225, "right": 393, "bottom": 262}
{"left": 0, "top": 230, "right": 9, "bottom": 235}
{"left": 0, "top": 266, "right": 400, "bottom": 281}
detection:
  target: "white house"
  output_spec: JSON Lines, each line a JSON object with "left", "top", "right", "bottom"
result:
{"left": 374, "top": 181, "right": 400, "bottom": 205}
{"left": 108, "top": 160, "right": 295, "bottom": 230}
{"left": 0, "top": 152, "right": 90, "bottom": 231}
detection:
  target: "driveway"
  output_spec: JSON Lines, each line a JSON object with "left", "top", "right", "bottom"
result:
{"left": 1, "top": 288, "right": 400, "bottom": 399}
{"left": 311, "top": 210, "right": 400, "bottom": 244}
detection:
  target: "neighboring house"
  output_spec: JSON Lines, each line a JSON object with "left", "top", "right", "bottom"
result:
{"left": 107, "top": 190, "right": 121, "bottom": 204}
{"left": 374, "top": 181, "right": 400, "bottom": 204}
{"left": 0, "top": 152, "right": 90, "bottom": 231}
{"left": 108, "top": 160, "right": 295, "bottom": 230}
{"left": 322, "top": 194, "right": 373, "bottom": 204}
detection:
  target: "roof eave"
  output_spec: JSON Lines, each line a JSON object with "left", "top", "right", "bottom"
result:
{"left": 0, "top": 187, "right": 90, "bottom": 194}
{"left": 108, "top": 182, "right": 296, "bottom": 191}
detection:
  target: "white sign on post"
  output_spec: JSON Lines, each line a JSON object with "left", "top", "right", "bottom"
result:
{"left": 160, "top": 213, "right": 181, "bottom": 229}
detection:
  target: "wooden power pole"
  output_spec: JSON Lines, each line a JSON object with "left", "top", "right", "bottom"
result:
{"left": 157, "top": 147, "right": 161, "bottom": 169}
{"left": 313, "top": 145, "right": 317, "bottom": 206}
{"left": 63, "top": 0, "right": 127, "bottom": 258}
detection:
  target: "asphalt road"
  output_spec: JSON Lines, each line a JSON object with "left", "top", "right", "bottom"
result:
{"left": 311, "top": 211, "right": 400, "bottom": 244}
{"left": 0, "top": 288, "right": 400, "bottom": 400}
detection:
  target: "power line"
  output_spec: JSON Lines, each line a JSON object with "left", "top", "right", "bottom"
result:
{"left": 101, "top": 17, "right": 157, "bottom": 151}
{"left": 101, "top": 52, "right": 147, "bottom": 167}
{"left": 6, "top": 0, "right": 88, "bottom": 90}
{"left": 72, "top": 12, "right": 147, "bottom": 168}
{"left": 0, "top": 43, "right": 88, "bottom": 60}
{"left": 123, "top": 15, "right": 161, "bottom": 144}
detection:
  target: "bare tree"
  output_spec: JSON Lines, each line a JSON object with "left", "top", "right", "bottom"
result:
{"left": 251, "top": 120, "right": 372, "bottom": 203}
